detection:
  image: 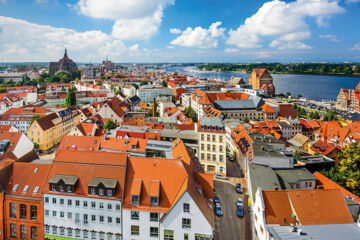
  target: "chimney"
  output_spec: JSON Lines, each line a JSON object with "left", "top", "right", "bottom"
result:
{"left": 274, "top": 186, "right": 279, "bottom": 190}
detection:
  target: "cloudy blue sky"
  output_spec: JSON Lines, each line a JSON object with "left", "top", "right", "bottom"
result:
{"left": 0, "top": 0, "right": 360, "bottom": 62}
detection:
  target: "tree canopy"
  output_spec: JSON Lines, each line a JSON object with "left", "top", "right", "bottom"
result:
{"left": 65, "top": 87, "right": 77, "bottom": 107}
{"left": 104, "top": 120, "right": 117, "bottom": 130}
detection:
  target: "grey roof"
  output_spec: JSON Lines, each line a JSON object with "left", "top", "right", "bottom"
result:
{"left": 298, "top": 155, "right": 335, "bottom": 164}
{"left": 149, "top": 129, "right": 198, "bottom": 140}
{"left": 274, "top": 168, "right": 317, "bottom": 186}
{"left": 161, "top": 117, "right": 177, "bottom": 124}
{"left": 214, "top": 100, "right": 257, "bottom": 110}
{"left": 88, "top": 177, "right": 118, "bottom": 188}
{"left": 249, "top": 163, "right": 281, "bottom": 200}
{"left": 267, "top": 223, "right": 360, "bottom": 240}
{"left": 49, "top": 175, "right": 79, "bottom": 185}
{"left": 199, "top": 117, "right": 224, "bottom": 128}
{"left": 253, "top": 143, "right": 287, "bottom": 158}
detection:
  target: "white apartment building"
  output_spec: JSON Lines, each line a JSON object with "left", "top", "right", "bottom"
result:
{"left": 197, "top": 117, "right": 227, "bottom": 175}
{"left": 0, "top": 96, "right": 24, "bottom": 114}
{"left": 43, "top": 151, "right": 127, "bottom": 240}
{"left": 181, "top": 93, "right": 192, "bottom": 109}
{"left": 122, "top": 85, "right": 136, "bottom": 98}
{"left": 122, "top": 155, "right": 213, "bottom": 240}
{"left": 136, "top": 85, "right": 173, "bottom": 103}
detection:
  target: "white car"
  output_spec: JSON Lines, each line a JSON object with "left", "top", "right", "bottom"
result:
{"left": 214, "top": 174, "right": 229, "bottom": 180}
{"left": 237, "top": 198, "right": 243, "bottom": 207}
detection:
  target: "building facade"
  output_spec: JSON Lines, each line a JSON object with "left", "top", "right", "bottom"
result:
{"left": 49, "top": 48, "right": 78, "bottom": 75}
{"left": 249, "top": 68, "right": 275, "bottom": 97}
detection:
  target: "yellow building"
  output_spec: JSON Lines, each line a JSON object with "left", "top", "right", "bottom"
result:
{"left": 27, "top": 107, "right": 81, "bottom": 151}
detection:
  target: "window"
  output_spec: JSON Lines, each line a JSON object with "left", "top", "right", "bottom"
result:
{"left": 131, "top": 195, "right": 139, "bottom": 205}
{"left": 212, "top": 135, "right": 215, "bottom": 142}
{"left": 107, "top": 204, "right": 112, "bottom": 210}
{"left": 212, "top": 154, "right": 216, "bottom": 161}
{"left": 20, "top": 225, "right": 27, "bottom": 239}
{"left": 107, "top": 217, "right": 112, "bottom": 224}
{"left": 201, "top": 144, "right": 204, "bottom": 150}
{"left": 91, "top": 231, "right": 96, "bottom": 239}
{"left": 131, "top": 226, "right": 139, "bottom": 235}
{"left": 91, "top": 215, "right": 96, "bottom": 222}
{"left": 52, "top": 198, "right": 57, "bottom": 204}
{"left": 20, "top": 204, "right": 27, "bottom": 219}
{"left": 150, "top": 227, "right": 158, "bottom": 237}
{"left": 195, "top": 234, "right": 211, "bottom": 240}
{"left": 67, "top": 185, "right": 72, "bottom": 193}
{"left": 68, "top": 228, "right": 73, "bottom": 237}
{"left": 116, "top": 217, "right": 121, "bottom": 224}
{"left": 84, "top": 214, "right": 88, "bottom": 224}
{"left": 201, "top": 134, "right": 204, "bottom": 141}
{"left": 90, "top": 188, "right": 96, "bottom": 195}
{"left": 150, "top": 196, "right": 159, "bottom": 207}
{"left": 183, "top": 203, "right": 190, "bottom": 213}
{"left": 45, "top": 225, "right": 49, "bottom": 234}
{"left": 115, "top": 204, "right": 120, "bottom": 211}
{"left": 91, "top": 202, "right": 96, "bottom": 209}
{"left": 12, "top": 184, "right": 19, "bottom": 192}
{"left": 10, "top": 202, "right": 16, "bottom": 218}
{"left": 10, "top": 223, "right": 16, "bottom": 238}
{"left": 76, "top": 229, "right": 81, "bottom": 238}
{"left": 220, "top": 146, "right": 223, "bottom": 152}
{"left": 83, "top": 230, "right": 89, "bottom": 239}
{"left": 52, "top": 226, "right": 57, "bottom": 235}
{"left": 131, "top": 211, "right": 139, "bottom": 220}
{"left": 59, "top": 227, "right": 65, "bottom": 236}
{"left": 150, "top": 212, "right": 158, "bottom": 221}
{"left": 45, "top": 210, "right": 49, "bottom": 216}
{"left": 182, "top": 218, "right": 191, "bottom": 228}
{"left": 75, "top": 200, "right": 80, "bottom": 207}
{"left": 107, "top": 189, "right": 113, "bottom": 196}
{"left": 67, "top": 212, "right": 72, "bottom": 219}
{"left": 99, "top": 216, "right": 104, "bottom": 223}
{"left": 207, "top": 144, "right": 210, "bottom": 151}
{"left": 220, "top": 155, "right": 223, "bottom": 162}
{"left": 31, "top": 226, "right": 37, "bottom": 240}
{"left": 184, "top": 233, "right": 189, "bottom": 240}
{"left": 115, "top": 234, "right": 121, "bottom": 240}
{"left": 51, "top": 184, "right": 56, "bottom": 191}
{"left": 52, "top": 211, "right": 56, "bottom": 217}
{"left": 75, "top": 213, "right": 80, "bottom": 223}
{"left": 212, "top": 145, "right": 215, "bottom": 151}
{"left": 45, "top": 197, "right": 49, "bottom": 203}
{"left": 83, "top": 201, "right": 88, "bottom": 208}
{"left": 207, "top": 135, "right": 210, "bottom": 141}
{"left": 59, "top": 185, "right": 64, "bottom": 192}
{"left": 99, "top": 189, "right": 104, "bottom": 196}
{"left": 60, "top": 199, "right": 64, "bottom": 205}
{"left": 164, "top": 230, "right": 174, "bottom": 240}
{"left": 219, "top": 136, "right": 223, "bottom": 142}
{"left": 30, "top": 205, "right": 37, "bottom": 220}
{"left": 68, "top": 199, "right": 72, "bottom": 206}
{"left": 99, "top": 202, "right": 104, "bottom": 210}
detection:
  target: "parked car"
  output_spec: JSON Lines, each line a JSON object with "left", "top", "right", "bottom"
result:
{"left": 236, "top": 183, "right": 243, "bottom": 193}
{"left": 213, "top": 196, "right": 220, "bottom": 204}
{"left": 237, "top": 197, "right": 243, "bottom": 207}
{"left": 215, "top": 203, "right": 223, "bottom": 216}
{"left": 215, "top": 174, "right": 229, "bottom": 180}
{"left": 237, "top": 205, "right": 244, "bottom": 217}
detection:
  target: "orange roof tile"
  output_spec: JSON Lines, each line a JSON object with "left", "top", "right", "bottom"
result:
{"left": 149, "top": 180, "right": 160, "bottom": 197}
{"left": 313, "top": 172, "right": 360, "bottom": 203}
{"left": 262, "top": 190, "right": 295, "bottom": 226}
{"left": 100, "top": 137, "right": 148, "bottom": 152}
{"left": 55, "top": 150, "right": 127, "bottom": 166}
{"left": 58, "top": 136, "right": 101, "bottom": 152}
{"left": 131, "top": 179, "right": 142, "bottom": 196}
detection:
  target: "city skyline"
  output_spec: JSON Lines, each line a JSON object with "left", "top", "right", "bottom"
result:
{"left": 0, "top": 0, "right": 360, "bottom": 62}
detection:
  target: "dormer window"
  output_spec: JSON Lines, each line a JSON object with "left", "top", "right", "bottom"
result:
{"left": 51, "top": 184, "right": 56, "bottom": 191}
{"left": 131, "top": 195, "right": 140, "bottom": 205}
{"left": 90, "top": 188, "right": 96, "bottom": 195}
{"left": 59, "top": 185, "right": 64, "bottom": 192}
{"left": 99, "top": 189, "right": 104, "bottom": 196}
{"left": 67, "top": 186, "right": 72, "bottom": 193}
{"left": 107, "top": 189, "right": 113, "bottom": 197}
{"left": 150, "top": 197, "right": 159, "bottom": 207}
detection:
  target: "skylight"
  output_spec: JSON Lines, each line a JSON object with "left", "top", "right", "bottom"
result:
{"left": 33, "top": 186, "right": 39, "bottom": 193}
{"left": 34, "top": 168, "right": 38, "bottom": 173}
{"left": 23, "top": 185, "right": 29, "bottom": 193}
{"left": 12, "top": 184, "right": 19, "bottom": 192}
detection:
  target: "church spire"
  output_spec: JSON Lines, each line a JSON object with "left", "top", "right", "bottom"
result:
{"left": 64, "top": 47, "right": 68, "bottom": 58}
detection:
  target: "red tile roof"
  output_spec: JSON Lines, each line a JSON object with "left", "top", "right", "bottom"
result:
{"left": 58, "top": 136, "right": 101, "bottom": 152}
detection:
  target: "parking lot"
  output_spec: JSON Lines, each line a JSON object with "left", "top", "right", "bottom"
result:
{"left": 213, "top": 179, "right": 244, "bottom": 240}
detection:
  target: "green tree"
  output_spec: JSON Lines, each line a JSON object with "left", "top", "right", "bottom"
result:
{"left": 297, "top": 94, "right": 302, "bottom": 98}
{"left": 30, "top": 115, "right": 42, "bottom": 124}
{"left": 294, "top": 151, "right": 302, "bottom": 162}
{"left": 110, "top": 84, "right": 115, "bottom": 91}
{"left": 96, "top": 81, "right": 102, "bottom": 86}
{"left": 115, "top": 88, "right": 122, "bottom": 96}
{"left": 132, "top": 83, "right": 139, "bottom": 90}
{"left": 34, "top": 142, "right": 39, "bottom": 150}
{"left": 161, "top": 80, "right": 168, "bottom": 87}
{"left": 104, "top": 120, "right": 117, "bottom": 130}
{"left": 287, "top": 92, "right": 291, "bottom": 97}
{"left": 65, "top": 87, "right": 77, "bottom": 107}
{"left": 140, "top": 80, "right": 148, "bottom": 86}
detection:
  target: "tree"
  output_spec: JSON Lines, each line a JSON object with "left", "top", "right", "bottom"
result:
{"left": 322, "top": 142, "right": 360, "bottom": 196}
{"left": 287, "top": 92, "right": 291, "bottom": 97}
{"left": 110, "top": 84, "right": 115, "bottom": 91}
{"left": 30, "top": 115, "right": 42, "bottom": 124}
{"left": 140, "top": 80, "right": 148, "bottom": 86}
{"left": 115, "top": 88, "right": 122, "bottom": 96}
{"left": 65, "top": 87, "right": 77, "bottom": 107}
{"left": 294, "top": 151, "right": 302, "bottom": 162}
{"left": 34, "top": 142, "right": 39, "bottom": 150}
{"left": 132, "top": 83, "right": 139, "bottom": 90}
{"left": 172, "top": 96, "right": 177, "bottom": 104}
{"left": 104, "top": 120, "right": 117, "bottom": 130}
{"left": 161, "top": 80, "right": 168, "bottom": 87}
{"left": 297, "top": 94, "right": 302, "bottom": 98}
{"left": 96, "top": 81, "right": 102, "bottom": 86}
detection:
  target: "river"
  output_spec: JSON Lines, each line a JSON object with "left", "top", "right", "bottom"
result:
{"left": 166, "top": 66, "right": 360, "bottom": 101}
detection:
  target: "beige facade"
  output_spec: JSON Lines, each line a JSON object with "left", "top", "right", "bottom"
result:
{"left": 198, "top": 130, "right": 226, "bottom": 175}
{"left": 223, "top": 109, "right": 265, "bottom": 121}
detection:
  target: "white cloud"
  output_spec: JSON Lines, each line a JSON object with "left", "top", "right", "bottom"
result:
{"left": 352, "top": 43, "right": 360, "bottom": 51}
{"left": 319, "top": 34, "right": 339, "bottom": 42}
{"left": 170, "top": 22, "right": 225, "bottom": 48}
{"left": 129, "top": 44, "right": 139, "bottom": 52}
{"left": 227, "top": 0, "right": 344, "bottom": 50}
{"left": 0, "top": 16, "right": 141, "bottom": 62}
{"left": 224, "top": 48, "right": 239, "bottom": 53}
{"left": 170, "top": 28, "right": 181, "bottom": 34}
{"left": 74, "top": 0, "right": 174, "bottom": 40}
{"left": 167, "top": 45, "right": 175, "bottom": 49}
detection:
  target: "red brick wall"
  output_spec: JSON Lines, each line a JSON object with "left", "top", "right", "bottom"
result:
{"left": 4, "top": 196, "right": 44, "bottom": 240}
